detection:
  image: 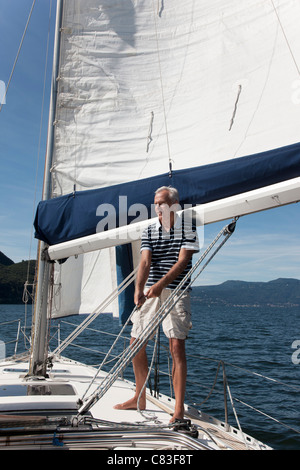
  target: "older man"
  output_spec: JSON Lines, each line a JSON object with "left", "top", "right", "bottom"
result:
{"left": 114, "top": 186, "right": 199, "bottom": 422}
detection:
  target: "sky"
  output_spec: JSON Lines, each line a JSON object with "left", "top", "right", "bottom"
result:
{"left": 0, "top": 0, "right": 299, "bottom": 286}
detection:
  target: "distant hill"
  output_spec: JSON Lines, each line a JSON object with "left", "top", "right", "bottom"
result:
{"left": 0, "top": 251, "right": 299, "bottom": 307}
{"left": 0, "top": 253, "right": 36, "bottom": 304}
{"left": 192, "top": 278, "right": 300, "bottom": 307}
{"left": 0, "top": 251, "right": 14, "bottom": 266}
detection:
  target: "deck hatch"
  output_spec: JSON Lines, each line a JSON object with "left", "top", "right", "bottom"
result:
{"left": 0, "top": 384, "right": 75, "bottom": 397}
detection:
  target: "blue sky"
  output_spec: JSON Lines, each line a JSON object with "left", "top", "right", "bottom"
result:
{"left": 0, "top": 0, "right": 299, "bottom": 285}
{"left": 0, "top": 0, "right": 55, "bottom": 262}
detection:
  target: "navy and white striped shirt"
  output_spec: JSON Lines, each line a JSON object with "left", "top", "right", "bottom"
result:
{"left": 141, "top": 216, "right": 199, "bottom": 290}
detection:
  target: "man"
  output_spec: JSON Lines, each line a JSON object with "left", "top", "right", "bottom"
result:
{"left": 114, "top": 186, "right": 199, "bottom": 422}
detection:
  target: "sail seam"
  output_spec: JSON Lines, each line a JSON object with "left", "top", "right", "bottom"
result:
{"left": 270, "top": 0, "right": 300, "bottom": 76}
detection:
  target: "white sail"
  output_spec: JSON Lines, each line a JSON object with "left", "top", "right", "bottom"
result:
{"left": 51, "top": 0, "right": 300, "bottom": 196}
{"left": 42, "top": 0, "right": 300, "bottom": 319}
{"left": 0, "top": 2, "right": 298, "bottom": 448}
{"left": 51, "top": 248, "right": 118, "bottom": 318}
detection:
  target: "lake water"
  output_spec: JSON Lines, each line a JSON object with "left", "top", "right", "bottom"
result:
{"left": 0, "top": 301, "right": 299, "bottom": 450}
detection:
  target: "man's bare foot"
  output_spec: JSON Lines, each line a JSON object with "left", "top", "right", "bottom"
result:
{"left": 113, "top": 397, "right": 146, "bottom": 411}
{"left": 169, "top": 411, "right": 184, "bottom": 424}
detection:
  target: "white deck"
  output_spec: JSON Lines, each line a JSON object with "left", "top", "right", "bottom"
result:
{"left": 0, "top": 356, "right": 272, "bottom": 450}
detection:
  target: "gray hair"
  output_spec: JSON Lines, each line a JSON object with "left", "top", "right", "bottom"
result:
{"left": 155, "top": 186, "right": 179, "bottom": 203}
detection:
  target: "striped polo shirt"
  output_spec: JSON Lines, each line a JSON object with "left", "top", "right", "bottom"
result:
{"left": 141, "top": 215, "right": 199, "bottom": 290}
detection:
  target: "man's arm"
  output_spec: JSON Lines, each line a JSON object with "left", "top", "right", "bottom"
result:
{"left": 145, "top": 248, "right": 195, "bottom": 299}
{"left": 134, "top": 249, "right": 152, "bottom": 307}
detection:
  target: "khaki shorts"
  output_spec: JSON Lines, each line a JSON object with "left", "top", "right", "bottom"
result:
{"left": 131, "top": 289, "right": 192, "bottom": 340}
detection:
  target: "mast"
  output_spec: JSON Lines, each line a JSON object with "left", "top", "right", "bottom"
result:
{"left": 28, "top": 0, "right": 64, "bottom": 377}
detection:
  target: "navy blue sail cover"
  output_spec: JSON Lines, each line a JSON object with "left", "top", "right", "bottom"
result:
{"left": 115, "top": 243, "right": 135, "bottom": 325}
{"left": 34, "top": 142, "right": 300, "bottom": 246}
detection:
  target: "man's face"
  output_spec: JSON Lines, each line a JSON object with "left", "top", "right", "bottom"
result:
{"left": 154, "top": 190, "right": 177, "bottom": 226}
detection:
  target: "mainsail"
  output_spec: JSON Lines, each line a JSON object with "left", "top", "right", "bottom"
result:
{"left": 35, "top": 0, "right": 300, "bottom": 321}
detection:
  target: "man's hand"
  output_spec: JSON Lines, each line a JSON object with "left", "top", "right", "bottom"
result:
{"left": 145, "top": 249, "right": 195, "bottom": 299}
{"left": 134, "top": 289, "right": 147, "bottom": 308}
{"left": 134, "top": 250, "right": 152, "bottom": 308}
{"left": 145, "top": 281, "right": 163, "bottom": 299}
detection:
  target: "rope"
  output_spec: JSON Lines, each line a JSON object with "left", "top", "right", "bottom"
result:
{"left": 136, "top": 329, "right": 161, "bottom": 423}
{"left": 187, "top": 360, "right": 222, "bottom": 408}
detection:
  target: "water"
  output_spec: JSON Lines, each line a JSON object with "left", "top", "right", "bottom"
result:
{"left": 0, "top": 301, "right": 299, "bottom": 450}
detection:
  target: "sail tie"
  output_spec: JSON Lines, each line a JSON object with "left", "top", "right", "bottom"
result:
{"left": 229, "top": 85, "right": 242, "bottom": 131}
{"left": 146, "top": 111, "right": 154, "bottom": 153}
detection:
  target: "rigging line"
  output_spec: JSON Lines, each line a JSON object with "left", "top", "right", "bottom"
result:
{"left": 226, "top": 380, "right": 250, "bottom": 450}
{"left": 89, "top": 224, "right": 232, "bottom": 393}
{"left": 23, "top": 1, "right": 53, "bottom": 338}
{"left": 26, "top": 0, "right": 53, "bottom": 280}
{"left": 51, "top": 266, "right": 138, "bottom": 358}
{"left": 77, "top": 221, "right": 236, "bottom": 416}
{"left": 80, "top": 304, "right": 138, "bottom": 401}
{"left": 233, "top": 396, "right": 300, "bottom": 436}
{"left": 0, "top": 0, "right": 36, "bottom": 113}
{"left": 151, "top": 0, "right": 172, "bottom": 176}
{"left": 137, "top": 329, "right": 160, "bottom": 423}
{"left": 270, "top": 0, "right": 300, "bottom": 76}
{"left": 222, "top": 360, "right": 300, "bottom": 392}
{"left": 73, "top": 1, "right": 81, "bottom": 187}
